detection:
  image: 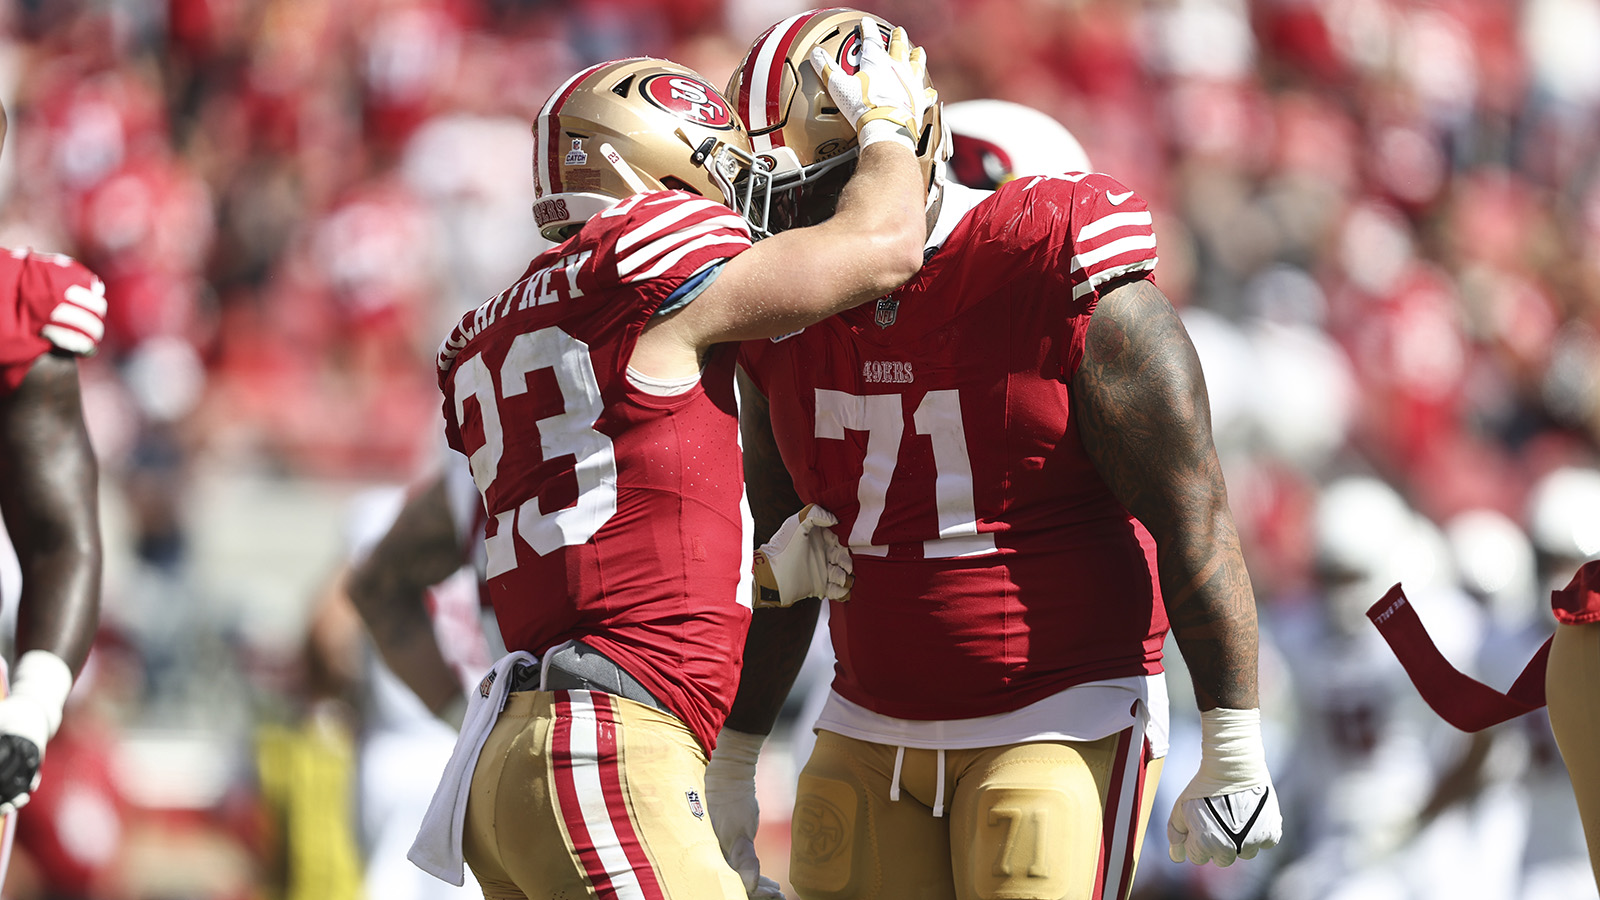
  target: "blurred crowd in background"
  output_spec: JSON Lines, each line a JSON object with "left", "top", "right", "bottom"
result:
{"left": 1, "top": 0, "right": 1599, "bottom": 898}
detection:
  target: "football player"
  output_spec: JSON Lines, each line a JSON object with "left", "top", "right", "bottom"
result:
{"left": 707, "top": 8, "right": 1282, "bottom": 900}
{"left": 406, "top": 39, "right": 939, "bottom": 900}
{"left": 0, "top": 100, "right": 106, "bottom": 889}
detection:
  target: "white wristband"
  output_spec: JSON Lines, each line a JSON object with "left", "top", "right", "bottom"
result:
{"left": 11, "top": 651, "right": 73, "bottom": 741}
{"left": 713, "top": 727, "right": 765, "bottom": 769}
{"left": 1181, "top": 707, "right": 1270, "bottom": 799}
{"left": 859, "top": 118, "right": 916, "bottom": 152}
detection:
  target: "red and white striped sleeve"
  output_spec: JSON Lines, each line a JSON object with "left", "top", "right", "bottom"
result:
{"left": 1066, "top": 174, "right": 1158, "bottom": 303}
{"left": 21, "top": 249, "right": 108, "bottom": 357}
{"left": 599, "top": 192, "right": 753, "bottom": 286}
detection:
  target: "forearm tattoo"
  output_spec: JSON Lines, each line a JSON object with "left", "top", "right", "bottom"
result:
{"left": 1074, "top": 278, "right": 1260, "bottom": 710}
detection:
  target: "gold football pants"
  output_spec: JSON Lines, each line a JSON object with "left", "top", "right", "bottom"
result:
{"left": 1547, "top": 621, "right": 1600, "bottom": 895}
{"left": 789, "top": 729, "right": 1162, "bottom": 900}
{"left": 463, "top": 689, "right": 746, "bottom": 900}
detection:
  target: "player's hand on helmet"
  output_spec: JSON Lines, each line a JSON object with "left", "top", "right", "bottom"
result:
{"left": 753, "top": 504, "right": 852, "bottom": 608}
{"left": 706, "top": 729, "right": 786, "bottom": 899}
{"left": 0, "top": 651, "right": 73, "bottom": 817}
{"left": 1168, "top": 708, "right": 1283, "bottom": 867}
{"left": 809, "top": 17, "right": 938, "bottom": 149}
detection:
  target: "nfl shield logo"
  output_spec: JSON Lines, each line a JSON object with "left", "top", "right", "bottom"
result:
{"left": 478, "top": 670, "right": 497, "bottom": 698}
{"left": 565, "top": 139, "right": 589, "bottom": 166}
{"left": 686, "top": 790, "right": 705, "bottom": 819}
{"left": 874, "top": 296, "right": 899, "bottom": 328}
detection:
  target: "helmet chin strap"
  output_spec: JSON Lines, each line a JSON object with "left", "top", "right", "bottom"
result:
{"left": 598, "top": 142, "right": 650, "bottom": 195}
{"left": 923, "top": 168, "right": 946, "bottom": 239}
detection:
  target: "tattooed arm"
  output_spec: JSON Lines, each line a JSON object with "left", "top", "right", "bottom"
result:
{"left": 725, "top": 366, "right": 818, "bottom": 735}
{"left": 1072, "top": 278, "right": 1259, "bottom": 712}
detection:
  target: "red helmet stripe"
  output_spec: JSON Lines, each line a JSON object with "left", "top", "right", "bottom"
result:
{"left": 539, "top": 61, "right": 611, "bottom": 193}
{"left": 742, "top": 10, "right": 821, "bottom": 143}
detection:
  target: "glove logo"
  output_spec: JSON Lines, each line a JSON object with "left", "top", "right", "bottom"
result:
{"left": 1203, "top": 788, "right": 1272, "bottom": 854}
{"left": 686, "top": 789, "right": 705, "bottom": 819}
{"left": 837, "top": 23, "right": 894, "bottom": 75}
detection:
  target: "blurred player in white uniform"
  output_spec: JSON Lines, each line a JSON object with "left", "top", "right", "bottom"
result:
{"left": 340, "top": 463, "right": 495, "bottom": 900}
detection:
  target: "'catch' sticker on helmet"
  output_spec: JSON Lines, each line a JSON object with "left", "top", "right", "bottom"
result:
{"left": 641, "top": 74, "right": 734, "bottom": 130}
{"left": 836, "top": 22, "right": 894, "bottom": 75}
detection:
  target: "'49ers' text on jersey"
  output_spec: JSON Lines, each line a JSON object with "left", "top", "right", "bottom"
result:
{"left": 740, "top": 174, "right": 1169, "bottom": 721}
{"left": 0, "top": 248, "right": 107, "bottom": 393}
{"left": 437, "top": 191, "right": 753, "bottom": 753}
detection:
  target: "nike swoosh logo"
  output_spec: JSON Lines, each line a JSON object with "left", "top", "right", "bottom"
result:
{"left": 1203, "top": 787, "right": 1271, "bottom": 854}
{"left": 1107, "top": 190, "right": 1134, "bottom": 206}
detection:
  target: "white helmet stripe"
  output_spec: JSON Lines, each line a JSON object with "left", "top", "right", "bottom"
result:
{"left": 538, "top": 61, "right": 612, "bottom": 194}
{"left": 742, "top": 11, "right": 813, "bottom": 136}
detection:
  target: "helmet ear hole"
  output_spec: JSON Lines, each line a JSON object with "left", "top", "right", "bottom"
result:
{"left": 660, "top": 176, "right": 702, "bottom": 195}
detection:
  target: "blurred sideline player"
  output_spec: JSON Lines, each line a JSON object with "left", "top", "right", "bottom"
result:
{"left": 406, "top": 41, "right": 935, "bottom": 900}
{"left": 347, "top": 460, "right": 497, "bottom": 727}
{"left": 0, "top": 100, "right": 106, "bottom": 890}
{"left": 1361, "top": 464, "right": 1600, "bottom": 898}
{"left": 322, "top": 471, "right": 494, "bottom": 900}
{"left": 713, "top": 8, "right": 1280, "bottom": 900}
{"left": 785, "top": 97, "right": 1097, "bottom": 773}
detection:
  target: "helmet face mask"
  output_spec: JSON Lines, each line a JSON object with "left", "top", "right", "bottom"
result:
{"left": 728, "top": 8, "right": 947, "bottom": 236}
{"left": 531, "top": 58, "right": 774, "bottom": 242}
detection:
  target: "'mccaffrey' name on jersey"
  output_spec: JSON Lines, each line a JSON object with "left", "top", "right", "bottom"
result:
{"left": 439, "top": 250, "right": 593, "bottom": 363}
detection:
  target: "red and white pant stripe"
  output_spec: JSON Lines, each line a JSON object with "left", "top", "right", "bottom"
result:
{"left": 550, "top": 690, "right": 666, "bottom": 900}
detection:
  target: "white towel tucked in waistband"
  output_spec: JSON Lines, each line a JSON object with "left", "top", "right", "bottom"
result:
{"left": 408, "top": 649, "right": 536, "bottom": 885}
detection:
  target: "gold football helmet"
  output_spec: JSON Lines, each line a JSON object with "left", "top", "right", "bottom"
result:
{"left": 532, "top": 57, "right": 773, "bottom": 242}
{"left": 726, "top": 8, "right": 948, "bottom": 232}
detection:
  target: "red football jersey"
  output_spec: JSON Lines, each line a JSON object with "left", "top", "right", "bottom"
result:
{"left": 740, "top": 175, "right": 1169, "bottom": 721}
{"left": 0, "top": 248, "right": 107, "bottom": 392}
{"left": 438, "top": 191, "right": 754, "bottom": 753}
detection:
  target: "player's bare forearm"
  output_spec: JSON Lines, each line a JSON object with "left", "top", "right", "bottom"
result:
{"left": 738, "top": 369, "right": 805, "bottom": 543}
{"left": 726, "top": 369, "right": 816, "bottom": 734}
{"left": 0, "top": 352, "right": 101, "bottom": 674}
{"left": 727, "top": 597, "right": 820, "bottom": 735}
{"left": 1074, "top": 278, "right": 1259, "bottom": 711}
{"left": 347, "top": 475, "right": 467, "bottom": 714}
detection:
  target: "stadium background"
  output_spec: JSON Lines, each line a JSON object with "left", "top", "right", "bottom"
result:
{"left": 1, "top": 0, "right": 1599, "bottom": 898}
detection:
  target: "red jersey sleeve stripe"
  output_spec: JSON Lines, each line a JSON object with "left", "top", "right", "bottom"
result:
{"left": 48, "top": 301, "right": 104, "bottom": 341}
{"left": 625, "top": 234, "right": 751, "bottom": 284}
{"left": 39, "top": 324, "right": 96, "bottom": 355}
{"left": 613, "top": 196, "right": 726, "bottom": 254}
{"left": 1072, "top": 234, "right": 1158, "bottom": 273}
{"left": 1077, "top": 210, "right": 1154, "bottom": 244}
{"left": 616, "top": 214, "right": 751, "bottom": 278}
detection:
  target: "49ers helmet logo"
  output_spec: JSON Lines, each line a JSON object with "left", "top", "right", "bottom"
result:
{"left": 641, "top": 74, "right": 734, "bottom": 130}
{"left": 836, "top": 22, "right": 894, "bottom": 76}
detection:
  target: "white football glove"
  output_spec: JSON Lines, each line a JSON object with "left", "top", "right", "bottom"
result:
{"left": 809, "top": 18, "right": 938, "bottom": 150}
{"left": 753, "top": 504, "right": 852, "bottom": 608}
{"left": 0, "top": 651, "right": 73, "bottom": 817}
{"left": 705, "top": 728, "right": 785, "bottom": 899}
{"left": 1168, "top": 707, "right": 1283, "bottom": 867}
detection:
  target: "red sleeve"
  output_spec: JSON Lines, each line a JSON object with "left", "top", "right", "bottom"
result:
{"left": 0, "top": 249, "right": 107, "bottom": 392}
{"left": 583, "top": 191, "right": 753, "bottom": 291}
{"left": 996, "top": 174, "right": 1159, "bottom": 380}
